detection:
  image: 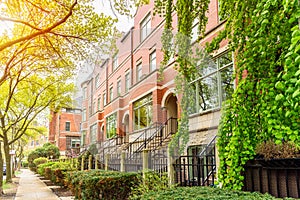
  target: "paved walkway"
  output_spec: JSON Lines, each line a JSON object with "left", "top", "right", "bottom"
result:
{"left": 15, "top": 169, "right": 60, "bottom": 200}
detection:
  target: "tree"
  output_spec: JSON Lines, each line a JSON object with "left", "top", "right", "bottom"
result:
{"left": 0, "top": 0, "right": 119, "bottom": 190}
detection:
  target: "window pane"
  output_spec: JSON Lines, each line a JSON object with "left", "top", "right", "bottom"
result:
{"left": 220, "top": 67, "right": 234, "bottom": 101}
{"left": 219, "top": 52, "right": 233, "bottom": 68}
{"left": 140, "top": 14, "right": 151, "bottom": 41}
{"left": 106, "top": 113, "right": 117, "bottom": 138}
{"left": 150, "top": 51, "right": 156, "bottom": 72}
{"left": 133, "top": 94, "right": 152, "bottom": 130}
{"left": 65, "top": 122, "right": 70, "bottom": 131}
{"left": 125, "top": 72, "right": 130, "bottom": 92}
{"left": 137, "top": 63, "right": 142, "bottom": 81}
{"left": 202, "top": 73, "right": 219, "bottom": 110}
{"left": 90, "top": 124, "right": 97, "bottom": 143}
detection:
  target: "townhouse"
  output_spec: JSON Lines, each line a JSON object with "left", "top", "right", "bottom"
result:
{"left": 80, "top": 0, "right": 234, "bottom": 182}
{"left": 49, "top": 107, "right": 82, "bottom": 156}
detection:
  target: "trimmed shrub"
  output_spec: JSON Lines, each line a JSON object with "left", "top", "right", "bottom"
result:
{"left": 33, "top": 157, "right": 48, "bottom": 167}
{"left": 37, "top": 161, "right": 76, "bottom": 186}
{"left": 134, "top": 186, "right": 279, "bottom": 200}
{"left": 65, "top": 170, "right": 139, "bottom": 200}
{"left": 37, "top": 162, "right": 56, "bottom": 177}
{"left": 22, "top": 160, "right": 28, "bottom": 168}
{"left": 27, "top": 143, "right": 60, "bottom": 172}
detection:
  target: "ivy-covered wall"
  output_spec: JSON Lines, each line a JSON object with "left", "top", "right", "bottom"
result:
{"left": 156, "top": 0, "right": 300, "bottom": 190}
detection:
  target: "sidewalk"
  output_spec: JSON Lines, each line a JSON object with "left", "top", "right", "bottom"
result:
{"left": 15, "top": 169, "right": 60, "bottom": 200}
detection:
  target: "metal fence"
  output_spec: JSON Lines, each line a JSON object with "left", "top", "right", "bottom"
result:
{"left": 173, "top": 138, "right": 216, "bottom": 187}
{"left": 243, "top": 159, "right": 300, "bottom": 198}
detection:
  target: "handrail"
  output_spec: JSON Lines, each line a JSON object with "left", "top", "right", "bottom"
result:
{"left": 126, "top": 122, "right": 162, "bottom": 155}
{"left": 198, "top": 135, "right": 217, "bottom": 157}
{"left": 134, "top": 117, "right": 177, "bottom": 153}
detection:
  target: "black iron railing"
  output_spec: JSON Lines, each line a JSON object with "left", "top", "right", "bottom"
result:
{"left": 173, "top": 136, "right": 217, "bottom": 187}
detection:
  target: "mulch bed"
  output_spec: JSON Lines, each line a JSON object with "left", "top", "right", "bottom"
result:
{"left": 39, "top": 176, "right": 74, "bottom": 197}
{"left": 50, "top": 187, "right": 74, "bottom": 197}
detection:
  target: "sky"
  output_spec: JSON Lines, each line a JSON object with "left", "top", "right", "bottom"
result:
{"left": 92, "top": 0, "right": 134, "bottom": 32}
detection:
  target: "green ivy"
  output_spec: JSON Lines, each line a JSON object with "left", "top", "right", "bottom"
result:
{"left": 155, "top": 0, "right": 210, "bottom": 156}
{"left": 156, "top": 0, "right": 299, "bottom": 191}
{"left": 209, "top": 0, "right": 300, "bottom": 190}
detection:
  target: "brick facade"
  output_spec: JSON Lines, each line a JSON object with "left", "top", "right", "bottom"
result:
{"left": 49, "top": 108, "right": 82, "bottom": 156}
{"left": 80, "top": 0, "right": 231, "bottom": 155}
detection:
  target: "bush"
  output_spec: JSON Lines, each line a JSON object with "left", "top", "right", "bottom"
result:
{"left": 22, "top": 160, "right": 28, "bottom": 168}
{"left": 27, "top": 143, "right": 60, "bottom": 171}
{"left": 37, "top": 161, "right": 76, "bottom": 186}
{"left": 33, "top": 157, "right": 48, "bottom": 167}
{"left": 130, "top": 170, "right": 170, "bottom": 199}
{"left": 136, "top": 187, "right": 278, "bottom": 200}
{"left": 37, "top": 162, "right": 56, "bottom": 177}
{"left": 255, "top": 140, "right": 300, "bottom": 160}
{"left": 65, "top": 170, "right": 139, "bottom": 200}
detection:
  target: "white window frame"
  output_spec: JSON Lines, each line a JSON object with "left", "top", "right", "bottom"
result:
{"left": 149, "top": 50, "right": 156, "bottom": 72}
{"left": 140, "top": 13, "right": 151, "bottom": 42}
{"left": 136, "top": 62, "right": 142, "bottom": 82}
{"left": 125, "top": 71, "right": 130, "bottom": 92}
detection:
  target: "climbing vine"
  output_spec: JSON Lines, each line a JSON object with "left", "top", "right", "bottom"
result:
{"left": 156, "top": 0, "right": 299, "bottom": 190}
{"left": 209, "top": 0, "right": 300, "bottom": 190}
{"left": 154, "top": 0, "right": 210, "bottom": 156}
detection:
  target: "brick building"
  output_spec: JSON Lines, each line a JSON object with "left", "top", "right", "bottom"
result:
{"left": 49, "top": 108, "right": 82, "bottom": 156}
{"left": 80, "top": 0, "right": 234, "bottom": 178}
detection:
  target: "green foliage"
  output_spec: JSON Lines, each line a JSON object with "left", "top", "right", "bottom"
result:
{"left": 255, "top": 140, "right": 300, "bottom": 160}
{"left": 37, "top": 161, "right": 76, "bottom": 186}
{"left": 22, "top": 160, "right": 28, "bottom": 168}
{"left": 27, "top": 143, "right": 60, "bottom": 171}
{"left": 43, "top": 142, "right": 60, "bottom": 159}
{"left": 209, "top": 0, "right": 300, "bottom": 190}
{"left": 136, "top": 186, "right": 278, "bottom": 200}
{"left": 33, "top": 157, "right": 48, "bottom": 168}
{"left": 37, "top": 162, "right": 56, "bottom": 177}
{"left": 65, "top": 170, "right": 139, "bottom": 200}
{"left": 156, "top": 0, "right": 211, "bottom": 156}
{"left": 129, "top": 170, "right": 170, "bottom": 199}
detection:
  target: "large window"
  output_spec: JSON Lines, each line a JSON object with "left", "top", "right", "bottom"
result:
{"left": 136, "top": 63, "right": 142, "bottom": 82}
{"left": 106, "top": 113, "right": 117, "bottom": 138}
{"left": 149, "top": 51, "right": 156, "bottom": 72}
{"left": 189, "top": 52, "right": 234, "bottom": 114}
{"left": 66, "top": 136, "right": 80, "bottom": 149}
{"left": 134, "top": 94, "right": 153, "bottom": 130}
{"left": 140, "top": 13, "right": 151, "bottom": 42}
{"left": 125, "top": 71, "right": 130, "bottom": 92}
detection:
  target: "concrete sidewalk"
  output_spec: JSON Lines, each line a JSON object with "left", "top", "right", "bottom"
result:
{"left": 15, "top": 169, "right": 60, "bottom": 200}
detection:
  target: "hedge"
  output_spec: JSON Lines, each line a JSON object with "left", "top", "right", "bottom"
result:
{"left": 65, "top": 170, "right": 139, "bottom": 200}
{"left": 37, "top": 161, "right": 76, "bottom": 186}
{"left": 134, "top": 186, "right": 284, "bottom": 200}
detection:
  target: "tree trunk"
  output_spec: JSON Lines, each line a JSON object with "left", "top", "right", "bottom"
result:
{"left": 0, "top": 142, "right": 4, "bottom": 195}
{"left": 3, "top": 139, "right": 12, "bottom": 183}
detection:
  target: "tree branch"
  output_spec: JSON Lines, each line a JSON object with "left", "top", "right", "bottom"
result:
{"left": 0, "top": 0, "right": 78, "bottom": 52}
